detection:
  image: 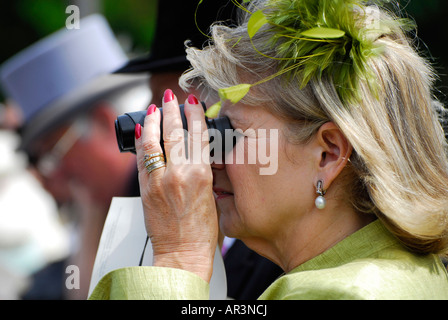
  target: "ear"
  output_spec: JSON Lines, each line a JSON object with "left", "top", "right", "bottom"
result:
{"left": 314, "top": 122, "right": 352, "bottom": 190}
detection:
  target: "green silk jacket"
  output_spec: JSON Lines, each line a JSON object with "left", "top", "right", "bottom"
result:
{"left": 89, "top": 220, "right": 448, "bottom": 300}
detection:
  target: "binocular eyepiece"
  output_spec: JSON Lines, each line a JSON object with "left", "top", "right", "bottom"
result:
{"left": 115, "top": 102, "right": 233, "bottom": 154}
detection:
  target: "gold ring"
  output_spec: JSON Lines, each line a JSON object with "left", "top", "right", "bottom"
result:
{"left": 144, "top": 156, "right": 165, "bottom": 168}
{"left": 144, "top": 152, "right": 164, "bottom": 162}
{"left": 145, "top": 159, "right": 166, "bottom": 175}
{"left": 143, "top": 153, "right": 166, "bottom": 175}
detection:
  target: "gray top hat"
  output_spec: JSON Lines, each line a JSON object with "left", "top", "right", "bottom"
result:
{"left": 0, "top": 14, "right": 147, "bottom": 152}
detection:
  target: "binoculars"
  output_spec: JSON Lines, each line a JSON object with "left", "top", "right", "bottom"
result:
{"left": 115, "top": 102, "right": 233, "bottom": 154}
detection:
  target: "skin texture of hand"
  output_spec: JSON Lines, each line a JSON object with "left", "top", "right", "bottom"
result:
{"left": 134, "top": 90, "right": 218, "bottom": 283}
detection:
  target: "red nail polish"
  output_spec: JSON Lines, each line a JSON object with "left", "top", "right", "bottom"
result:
{"left": 188, "top": 94, "right": 199, "bottom": 105}
{"left": 135, "top": 123, "right": 141, "bottom": 139}
{"left": 164, "top": 89, "right": 174, "bottom": 103}
{"left": 147, "top": 104, "right": 157, "bottom": 115}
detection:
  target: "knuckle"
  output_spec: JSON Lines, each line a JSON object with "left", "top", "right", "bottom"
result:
{"left": 142, "top": 136, "right": 160, "bottom": 151}
{"left": 195, "top": 166, "right": 213, "bottom": 183}
{"left": 164, "top": 129, "right": 185, "bottom": 144}
{"left": 188, "top": 165, "right": 213, "bottom": 188}
{"left": 162, "top": 170, "right": 185, "bottom": 190}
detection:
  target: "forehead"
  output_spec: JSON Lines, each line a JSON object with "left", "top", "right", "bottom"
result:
{"left": 220, "top": 102, "right": 280, "bottom": 128}
{"left": 220, "top": 103, "right": 257, "bottom": 124}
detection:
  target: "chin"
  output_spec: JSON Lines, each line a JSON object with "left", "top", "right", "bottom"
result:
{"left": 219, "top": 210, "right": 238, "bottom": 238}
{"left": 219, "top": 209, "right": 249, "bottom": 240}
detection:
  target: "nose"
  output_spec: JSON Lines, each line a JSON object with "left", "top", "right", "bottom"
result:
{"left": 211, "top": 161, "right": 226, "bottom": 187}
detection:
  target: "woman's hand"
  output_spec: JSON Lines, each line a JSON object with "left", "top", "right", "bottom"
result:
{"left": 134, "top": 89, "right": 218, "bottom": 283}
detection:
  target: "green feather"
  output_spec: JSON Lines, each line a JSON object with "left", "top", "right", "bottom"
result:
{"left": 208, "top": 0, "right": 414, "bottom": 114}
{"left": 261, "top": 0, "right": 414, "bottom": 105}
{"left": 219, "top": 84, "right": 252, "bottom": 104}
{"left": 248, "top": 10, "right": 269, "bottom": 39}
{"left": 205, "top": 101, "right": 222, "bottom": 118}
{"left": 301, "top": 27, "right": 346, "bottom": 39}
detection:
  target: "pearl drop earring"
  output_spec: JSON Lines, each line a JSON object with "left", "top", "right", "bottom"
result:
{"left": 315, "top": 180, "right": 326, "bottom": 210}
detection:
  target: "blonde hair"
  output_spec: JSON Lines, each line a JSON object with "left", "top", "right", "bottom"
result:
{"left": 180, "top": 0, "right": 448, "bottom": 256}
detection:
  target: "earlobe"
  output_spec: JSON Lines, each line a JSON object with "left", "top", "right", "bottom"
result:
{"left": 315, "top": 122, "right": 352, "bottom": 188}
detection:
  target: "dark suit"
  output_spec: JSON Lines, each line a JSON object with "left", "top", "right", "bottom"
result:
{"left": 224, "top": 239, "right": 284, "bottom": 300}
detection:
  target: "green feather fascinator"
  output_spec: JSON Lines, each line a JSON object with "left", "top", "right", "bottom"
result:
{"left": 205, "top": 0, "right": 414, "bottom": 117}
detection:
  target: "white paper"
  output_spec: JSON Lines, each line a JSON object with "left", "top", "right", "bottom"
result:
{"left": 88, "top": 197, "right": 227, "bottom": 299}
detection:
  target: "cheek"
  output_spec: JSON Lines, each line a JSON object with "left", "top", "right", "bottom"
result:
{"left": 226, "top": 163, "right": 267, "bottom": 215}
{"left": 225, "top": 134, "right": 276, "bottom": 207}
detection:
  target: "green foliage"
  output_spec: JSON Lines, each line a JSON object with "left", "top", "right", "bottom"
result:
{"left": 16, "top": 0, "right": 68, "bottom": 36}
{"left": 103, "top": 0, "right": 157, "bottom": 51}
{"left": 8, "top": 0, "right": 157, "bottom": 53}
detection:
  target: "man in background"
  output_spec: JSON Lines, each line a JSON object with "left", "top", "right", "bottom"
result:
{"left": 0, "top": 14, "right": 150, "bottom": 299}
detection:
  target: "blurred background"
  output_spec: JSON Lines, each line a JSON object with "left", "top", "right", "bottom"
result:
{"left": 0, "top": 0, "right": 159, "bottom": 300}
{"left": 0, "top": 0, "right": 446, "bottom": 300}
{"left": 0, "top": 0, "right": 158, "bottom": 68}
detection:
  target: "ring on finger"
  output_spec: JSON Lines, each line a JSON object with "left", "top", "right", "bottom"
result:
{"left": 144, "top": 152, "right": 165, "bottom": 165}
{"left": 145, "top": 160, "right": 166, "bottom": 175}
{"left": 144, "top": 152, "right": 164, "bottom": 162}
{"left": 143, "top": 153, "right": 166, "bottom": 175}
{"left": 144, "top": 155, "right": 165, "bottom": 168}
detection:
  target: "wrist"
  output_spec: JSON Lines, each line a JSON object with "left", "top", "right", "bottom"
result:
{"left": 152, "top": 247, "right": 215, "bottom": 283}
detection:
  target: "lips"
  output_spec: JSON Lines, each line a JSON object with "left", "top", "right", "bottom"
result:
{"left": 213, "top": 188, "right": 234, "bottom": 200}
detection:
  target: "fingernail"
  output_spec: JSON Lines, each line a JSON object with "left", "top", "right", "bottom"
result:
{"left": 188, "top": 94, "right": 199, "bottom": 105}
{"left": 147, "top": 104, "right": 157, "bottom": 116}
{"left": 135, "top": 123, "right": 141, "bottom": 139}
{"left": 164, "top": 89, "right": 174, "bottom": 103}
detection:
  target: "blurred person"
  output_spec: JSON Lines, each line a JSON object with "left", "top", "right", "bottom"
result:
{"left": 114, "top": 0, "right": 283, "bottom": 299}
{"left": 90, "top": 0, "right": 448, "bottom": 300}
{"left": 0, "top": 14, "right": 150, "bottom": 299}
{"left": 0, "top": 101, "right": 22, "bottom": 130}
{"left": 0, "top": 101, "right": 69, "bottom": 299}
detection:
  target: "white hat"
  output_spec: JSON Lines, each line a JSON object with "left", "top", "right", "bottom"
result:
{"left": 0, "top": 14, "right": 148, "bottom": 152}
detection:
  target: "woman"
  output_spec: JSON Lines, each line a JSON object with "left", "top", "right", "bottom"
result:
{"left": 90, "top": 0, "right": 448, "bottom": 299}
